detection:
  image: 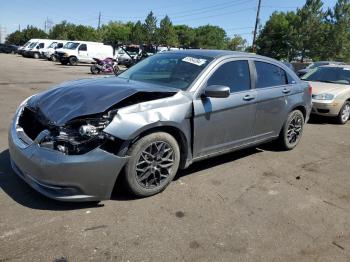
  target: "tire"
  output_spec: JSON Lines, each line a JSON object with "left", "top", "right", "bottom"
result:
{"left": 277, "top": 110, "right": 305, "bottom": 150}
{"left": 69, "top": 56, "right": 78, "bottom": 66}
{"left": 113, "top": 65, "right": 120, "bottom": 75}
{"left": 51, "top": 55, "right": 57, "bottom": 62}
{"left": 90, "top": 65, "right": 100, "bottom": 74}
{"left": 337, "top": 102, "right": 350, "bottom": 125}
{"left": 33, "top": 52, "right": 40, "bottom": 59}
{"left": 124, "top": 132, "right": 180, "bottom": 197}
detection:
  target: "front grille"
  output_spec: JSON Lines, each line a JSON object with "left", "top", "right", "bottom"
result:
{"left": 18, "top": 107, "right": 47, "bottom": 140}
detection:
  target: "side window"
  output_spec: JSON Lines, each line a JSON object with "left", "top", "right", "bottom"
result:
{"left": 255, "top": 61, "right": 287, "bottom": 88}
{"left": 57, "top": 43, "right": 63, "bottom": 48}
{"left": 79, "top": 44, "right": 87, "bottom": 51}
{"left": 39, "top": 43, "right": 44, "bottom": 48}
{"left": 207, "top": 60, "right": 251, "bottom": 93}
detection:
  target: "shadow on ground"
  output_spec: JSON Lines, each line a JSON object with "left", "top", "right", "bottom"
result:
{"left": 0, "top": 146, "right": 264, "bottom": 209}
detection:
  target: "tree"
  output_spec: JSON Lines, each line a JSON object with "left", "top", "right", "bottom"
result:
{"left": 130, "top": 20, "right": 146, "bottom": 44}
{"left": 296, "top": 0, "right": 325, "bottom": 62}
{"left": 6, "top": 30, "right": 25, "bottom": 45}
{"left": 194, "top": 25, "right": 227, "bottom": 49}
{"left": 227, "top": 34, "right": 247, "bottom": 51}
{"left": 324, "top": 0, "right": 350, "bottom": 61}
{"left": 256, "top": 11, "right": 299, "bottom": 61}
{"left": 158, "top": 15, "right": 178, "bottom": 46}
{"left": 101, "top": 22, "right": 131, "bottom": 52}
{"left": 174, "top": 25, "right": 195, "bottom": 48}
{"left": 143, "top": 11, "right": 158, "bottom": 45}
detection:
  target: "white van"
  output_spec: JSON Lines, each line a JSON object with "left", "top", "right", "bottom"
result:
{"left": 55, "top": 41, "right": 113, "bottom": 65}
{"left": 41, "top": 40, "right": 68, "bottom": 61}
{"left": 27, "top": 39, "right": 55, "bottom": 58}
{"left": 20, "top": 39, "right": 39, "bottom": 56}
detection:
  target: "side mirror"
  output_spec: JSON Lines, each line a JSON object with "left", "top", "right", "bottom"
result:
{"left": 203, "top": 85, "right": 230, "bottom": 98}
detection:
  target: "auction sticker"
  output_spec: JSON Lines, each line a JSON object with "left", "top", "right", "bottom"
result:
{"left": 182, "top": 57, "right": 207, "bottom": 66}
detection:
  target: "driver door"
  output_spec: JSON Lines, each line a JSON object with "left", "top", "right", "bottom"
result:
{"left": 193, "top": 60, "right": 257, "bottom": 158}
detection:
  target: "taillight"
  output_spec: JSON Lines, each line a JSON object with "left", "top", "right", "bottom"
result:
{"left": 308, "top": 84, "right": 312, "bottom": 95}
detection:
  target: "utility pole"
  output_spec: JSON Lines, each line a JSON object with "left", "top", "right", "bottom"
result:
{"left": 98, "top": 11, "right": 101, "bottom": 29}
{"left": 252, "top": 0, "right": 262, "bottom": 53}
{"left": 19, "top": 24, "right": 21, "bottom": 32}
{"left": 45, "top": 18, "right": 47, "bottom": 33}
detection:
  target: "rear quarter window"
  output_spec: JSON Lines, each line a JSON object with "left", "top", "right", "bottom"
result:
{"left": 255, "top": 61, "right": 288, "bottom": 88}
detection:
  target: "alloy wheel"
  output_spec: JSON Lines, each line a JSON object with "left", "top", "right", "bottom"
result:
{"left": 287, "top": 114, "right": 303, "bottom": 145}
{"left": 341, "top": 104, "right": 350, "bottom": 123}
{"left": 135, "top": 141, "right": 175, "bottom": 189}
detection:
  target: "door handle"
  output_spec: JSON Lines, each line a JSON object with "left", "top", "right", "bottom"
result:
{"left": 243, "top": 95, "right": 256, "bottom": 101}
{"left": 282, "top": 88, "right": 291, "bottom": 94}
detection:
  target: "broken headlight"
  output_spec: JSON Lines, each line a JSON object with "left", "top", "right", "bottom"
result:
{"left": 40, "top": 110, "right": 117, "bottom": 155}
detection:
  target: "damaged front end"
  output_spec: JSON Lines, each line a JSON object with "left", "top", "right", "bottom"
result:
{"left": 17, "top": 91, "right": 179, "bottom": 156}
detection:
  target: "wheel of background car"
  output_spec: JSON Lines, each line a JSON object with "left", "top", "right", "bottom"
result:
{"left": 51, "top": 55, "right": 57, "bottom": 62}
{"left": 124, "top": 132, "right": 180, "bottom": 197}
{"left": 337, "top": 102, "right": 350, "bottom": 125}
{"left": 69, "top": 56, "right": 78, "bottom": 66}
{"left": 34, "top": 53, "right": 39, "bottom": 59}
{"left": 113, "top": 65, "right": 120, "bottom": 75}
{"left": 277, "top": 110, "right": 304, "bottom": 150}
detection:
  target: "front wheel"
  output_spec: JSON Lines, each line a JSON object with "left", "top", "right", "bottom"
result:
{"left": 277, "top": 110, "right": 305, "bottom": 150}
{"left": 33, "top": 52, "right": 40, "bottom": 59}
{"left": 69, "top": 56, "right": 78, "bottom": 66}
{"left": 124, "top": 132, "right": 180, "bottom": 197}
{"left": 50, "top": 55, "right": 57, "bottom": 62}
{"left": 113, "top": 65, "right": 120, "bottom": 75}
{"left": 337, "top": 102, "right": 350, "bottom": 125}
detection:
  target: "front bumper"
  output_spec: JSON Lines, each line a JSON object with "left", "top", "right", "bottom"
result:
{"left": 312, "top": 100, "right": 341, "bottom": 116}
{"left": 8, "top": 111, "right": 128, "bottom": 202}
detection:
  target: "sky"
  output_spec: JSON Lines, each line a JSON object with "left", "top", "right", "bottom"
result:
{"left": 0, "top": 0, "right": 337, "bottom": 43}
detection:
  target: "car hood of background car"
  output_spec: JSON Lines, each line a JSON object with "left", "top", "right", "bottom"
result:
{"left": 27, "top": 77, "right": 179, "bottom": 126}
{"left": 309, "top": 81, "right": 350, "bottom": 95}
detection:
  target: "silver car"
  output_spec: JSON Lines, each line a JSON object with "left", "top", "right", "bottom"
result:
{"left": 9, "top": 50, "right": 312, "bottom": 201}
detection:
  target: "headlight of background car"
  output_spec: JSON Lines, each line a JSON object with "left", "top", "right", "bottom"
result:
{"left": 313, "top": 93, "right": 334, "bottom": 100}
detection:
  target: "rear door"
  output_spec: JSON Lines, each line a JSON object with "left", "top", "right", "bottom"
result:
{"left": 252, "top": 61, "right": 293, "bottom": 138}
{"left": 193, "top": 59, "right": 257, "bottom": 158}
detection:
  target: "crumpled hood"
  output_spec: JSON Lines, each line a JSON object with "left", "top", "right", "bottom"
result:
{"left": 27, "top": 77, "right": 179, "bottom": 126}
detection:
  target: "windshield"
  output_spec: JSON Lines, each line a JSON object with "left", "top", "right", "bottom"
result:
{"left": 29, "top": 42, "right": 37, "bottom": 48}
{"left": 302, "top": 67, "right": 350, "bottom": 85}
{"left": 118, "top": 53, "right": 213, "bottom": 90}
{"left": 64, "top": 42, "right": 80, "bottom": 50}
{"left": 48, "top": 42, "right": 57, "bottom": 48}
{"left": 23, "top": 42, "right": 31, "bottom": 47}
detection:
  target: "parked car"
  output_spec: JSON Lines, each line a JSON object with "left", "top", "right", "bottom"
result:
{"left": 298, "top": 61, "right": 344, "bottom": 77}
{"left": 8, "top": 50, "right": 311, "bottom": 201}
{"left": 27, "top": 39, "right": 55, "bottom": 59}
{"left": 56, "top": 41, "right": 112, "bottom": 65}
{"left": 302, "top": 64, "right": 350, "bottom": 124}
{"left": 0, "top": 44, "right": 18, "bottom": 54}
{"left": 117, "top": 45, "right": 141, "bottom": 67}
{"left": 41, "top": 41, "right": 68, "bottom": 61}
{"left": 20, "top": 39, "right": 39, "bottom": 56}
{"left": 17, "top": 40, "right": 35, "bottom": 55}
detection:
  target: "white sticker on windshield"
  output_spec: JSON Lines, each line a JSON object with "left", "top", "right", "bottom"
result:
{"left": 182, "top": 57, "right": 207, "bottom": 66}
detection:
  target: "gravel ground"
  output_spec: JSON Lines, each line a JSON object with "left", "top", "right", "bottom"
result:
{"left": 0, "top": 53, "right": 349, "bottom": 262}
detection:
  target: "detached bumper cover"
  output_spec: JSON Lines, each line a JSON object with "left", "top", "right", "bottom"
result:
{"left": 8, "top": 116, "right": 128, "bottom": 202}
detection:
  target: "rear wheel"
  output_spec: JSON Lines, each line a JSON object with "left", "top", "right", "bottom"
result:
{"left": 337, "top": 102, "right": 350, "bottom": 125}
{"left": 33, "top": 52, "right": 40, "bottom": 59}
{"left": 124, "top": 132, "right": 180, "bottom": 197}
{"left": 50, "top": 55, "right": 57, "bottom": 62}
{"left": 113, "top": 65, "right": 120, "bottom": 75}
{"left": 90, "top": 65, "right": 100, "bottom": 74}
{"left": 277, "top": 110, "right": 305, "bottom": 150}
{"left": 69, "top": 56, "right": 78, "bottom": 66}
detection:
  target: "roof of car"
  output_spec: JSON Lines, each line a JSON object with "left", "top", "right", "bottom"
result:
{"left": 320, "top": 64, "right": 350, "bottom": 68}
{"left": 166, "top": 49, "right": 263, "bottom": 59}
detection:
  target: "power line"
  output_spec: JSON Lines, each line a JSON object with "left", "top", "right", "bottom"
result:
{"left": 252, "top": 0, "right": 262, "bottom": 52}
